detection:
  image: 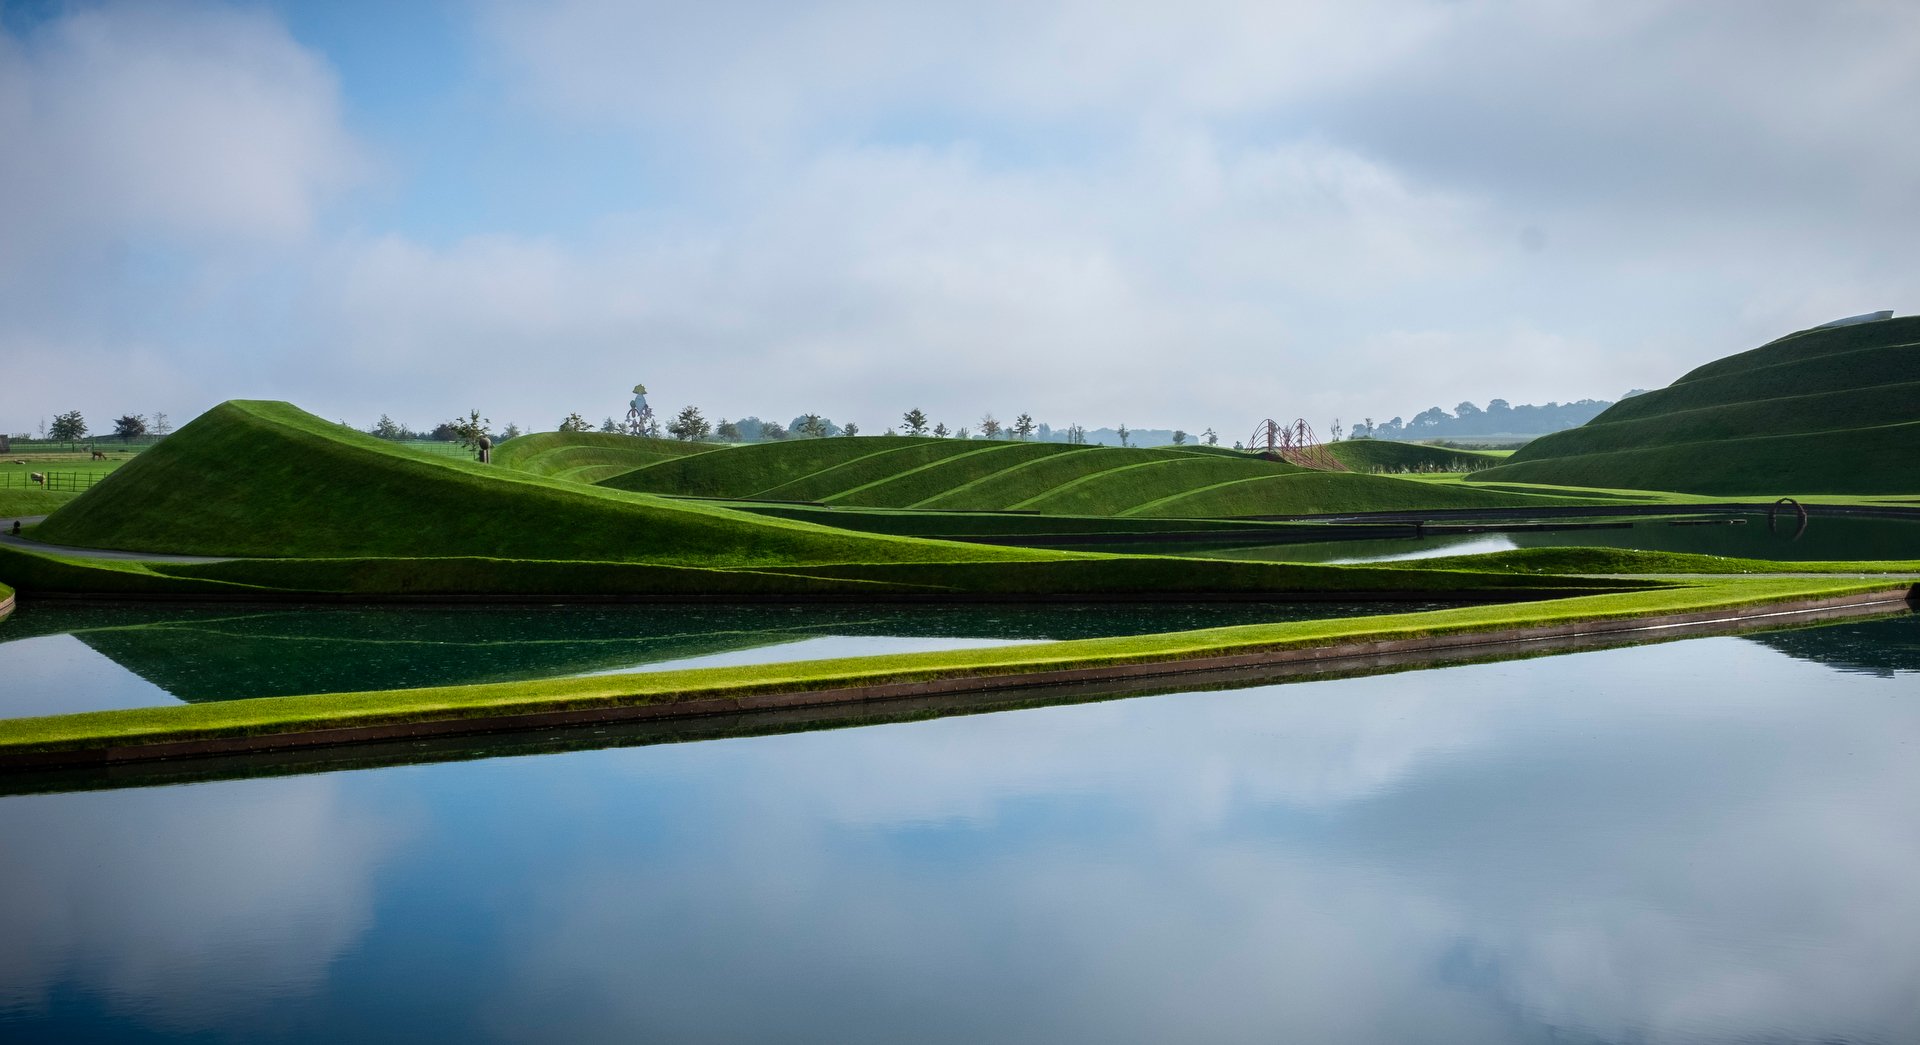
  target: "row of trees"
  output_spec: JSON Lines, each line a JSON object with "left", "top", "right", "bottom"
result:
{"left": 1346, "top": 397, "right": 1624, "bottom": 439}
{"left": 34, "top": 411, "right": 172, "bottom": 445}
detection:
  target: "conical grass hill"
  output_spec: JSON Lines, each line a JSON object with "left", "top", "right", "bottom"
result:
{"left": 30, "top": 401, "right": 1051, "bottom": 566}
{"left": 1469, "top": 316, "right": 1920, "bottom": 495}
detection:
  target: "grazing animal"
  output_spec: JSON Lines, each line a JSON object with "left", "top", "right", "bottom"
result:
{"left": 90, "top": 450, "right": 106, "bottom": 460}
{"left": 29, "top": 472, "right": 45, "bottom": 485}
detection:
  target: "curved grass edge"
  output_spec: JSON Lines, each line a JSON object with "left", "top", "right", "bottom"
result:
{"left": 2, "top": 577, "right": 1909, "bottom": 759}
{"left": 0, "top": 582, "right": 12, "bottom": 625}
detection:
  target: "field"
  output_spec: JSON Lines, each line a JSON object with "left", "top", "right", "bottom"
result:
{"left": 1472, "top": 317, "right": 1920, "bottom": 494}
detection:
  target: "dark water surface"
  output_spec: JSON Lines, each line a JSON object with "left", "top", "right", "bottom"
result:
{"left": 1092, "top": 512, "right": 1920, "bottom": 564}
{"left": 2, "top": 614, "right": 1917, "bottom": 1043}
{"left": 0, "top": 600, "right": 1436, "bottom": 717}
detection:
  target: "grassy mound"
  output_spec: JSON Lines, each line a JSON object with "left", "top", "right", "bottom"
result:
{"left": 597, "top": 434, "right": 1617, "bottom": 516}
{"left": 494, "top": 432, "right": 708, "bottom": 484}
{"left": 27, "top": 402, "right": 1056, "bottom": 567}
{"left": 1472, "top": 317, "right": 1920, "bottom": 494}
{"left": 1126, "top": 471, "right": 1591, "bottom": 518}
{"left": 1326, "top": 440, "right": 1502, "bottom": 473}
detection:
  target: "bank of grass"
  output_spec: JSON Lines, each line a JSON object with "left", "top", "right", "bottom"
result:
{"left": 1325, "top": 440, "right": 1503, "bottom": 473}
{"left": 1472, "top": 317, "right": 1920, "bottom": 494}
{"left": 0, "top": 540, "right": 1621, "bottom": 599}
{"left": 1, "top": 576, "right": 1904, "bottom": 756}
{"left": 494, "top": 431, "right": 710, "bottom": 483}
{"left": 1416, "top": 546, "right": 1920, "bottom": 576}
{"left": 0, "top": 490, "right": 75, "bottom": 517}
{"left": 0, "top": 580, "right": 12, "bottom": 624}
{"left": 27, "top": 401, "right": 1087, "bottom": 568}
{"left": 1125, "top": 471, "right": 1605, "bottom": 517}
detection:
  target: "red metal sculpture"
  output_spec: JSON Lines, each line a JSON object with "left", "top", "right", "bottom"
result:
{"left": 1247, "top": 418, "right": 1345, "bottom": 471}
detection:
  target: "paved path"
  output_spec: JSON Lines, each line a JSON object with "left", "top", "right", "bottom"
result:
{"left": 0, "top": 517, "right": 233, "bottom": 564}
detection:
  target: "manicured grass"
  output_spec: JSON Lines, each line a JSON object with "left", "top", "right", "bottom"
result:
{"left": 1324, "top": 440, "right": 1503, "bottom": 473}
{"left": 25, "top": 401, "right": 1068, "bottom": 567}
{"left": 1125, "top": 471, "right": 1603, "bottom": 518}
{"left": 1, "top": 576, "right": 1901, "bottom": 755}
{"left": 829, "top": 442, "right": 1082, "bottom": 507}
{"left": 731, "top": 503, "right": 1336, "bottom": 539}
{"left": 0, "top": 490, "right": 75, "bottom": 517}
{"left": 1473, "top": 317, "right": 1920, "bottom": 495}
{"left": 915, "top": 446, "right": 1207, "bottom": 510}
{"left": 1018, "top": 457, "right": 1299, "bottom": 514}
{"left": 600, "top": 438, "right": 909, "bottom": 498}
{"left": 0, "top": 538, "right": 1623, "bottom": 600}
{"left": 494, "top": 431, "right": 708, "bottom": 483}
{"left": 1414, "top": 546, "right": 1920, "bottom": 576}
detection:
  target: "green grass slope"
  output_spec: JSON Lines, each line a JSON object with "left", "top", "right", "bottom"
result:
{"left": 27, "top": 402, "right": 1055, "bottom": 566}
{"left": 1326, "top": 440, "right": 1502, "bottom": 473}
{"left": 494, "top": 432, "right": 708, "bottom": 484}
{"left": 600, "top": 438, "right": 918, "bottom": 499}
{"left": 1472, "top": 317, "right": 1920, "bottom": 494}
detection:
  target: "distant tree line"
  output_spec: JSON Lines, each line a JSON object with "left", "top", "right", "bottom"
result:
{"left": 1346, "top": 396, "right": 1639, "bottom": 440}
{"left": 12, "top": 410, "right": 174, "bottom": 447}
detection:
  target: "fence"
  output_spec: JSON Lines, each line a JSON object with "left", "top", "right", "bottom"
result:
{"left": 0, "top": 471, "right": 106, "bottom": 492}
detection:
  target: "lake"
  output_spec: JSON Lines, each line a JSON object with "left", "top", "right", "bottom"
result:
{"left": 1, "top": 612, "right": 1916, "bottom": 1043}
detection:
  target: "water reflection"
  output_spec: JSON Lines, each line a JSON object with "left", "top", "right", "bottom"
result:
{"left": 1100, "top": 513, "right": 1920, "bottom": 564}
{"left": 1, "top": 618, "right": 1916, "bottom": 1042}
{"left": 0, "top": 600, "right": 1432, "bottom": 716}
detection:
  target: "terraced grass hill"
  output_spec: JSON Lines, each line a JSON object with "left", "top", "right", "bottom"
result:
{"left": 1324, "top": 440, "right": 1502, "bottom": 474}
{"left": 600, "top": 436, "right": 1592, "bottom": 516}
{"left": 495, "top": 431, "right": 707, "bottom": 484}
{"left": 29, "top": 401, "right": 1053, "bottom": 566}
{"left": 1470, "top": 316, "right": 1920, "bottom": 495}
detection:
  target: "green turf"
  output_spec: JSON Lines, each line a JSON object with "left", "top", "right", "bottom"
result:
{"left": 3, "top": 576, "right": 1901, "bottom": 754}
{"left": 1324, "top": 440, "right": 1502, "bottom": 473}
{"left": 1414, "top": 546, "right": 1920, "bottom": 576}
{"left": 494, "top": 431, "right": 709, "bottom": 483}
{"left": 1473, "top": 318, "right": 1920, "bottom": 495}
{"left": 25, "top": 401, "right": 1067, "bottom": 567}
{"left": 1124, "top": 471, "right": 1600, "bottom": 517}
{"left": 0, "top": 490, "right": 75, "bottom": 517}
{"left": 912, "top": 447, "right": 1194, "bottom": 509}
{"left": 600, "top": 438, "right": 914, "bottom": 498}
{"left": 829, "top": 442, "right": 1083, "bottom": 507}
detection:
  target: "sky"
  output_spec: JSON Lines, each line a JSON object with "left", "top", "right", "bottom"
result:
{"left": 2, "top": 0, "right": 1916, "bottom": 439}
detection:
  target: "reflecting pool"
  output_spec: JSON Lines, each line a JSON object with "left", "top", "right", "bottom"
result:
{"left": 1092, "top": 512, "right": 1920, "bottom": 564}
{"left": 2, "top": 614, "right": 1916, "bottom": 1043}
{"left": 0, "top": 600, "right": 1439, "bottom": 717}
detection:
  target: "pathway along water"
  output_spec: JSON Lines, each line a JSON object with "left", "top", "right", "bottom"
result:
{"left": 1, "top": 614, "right": 1916, "bottom": 1042}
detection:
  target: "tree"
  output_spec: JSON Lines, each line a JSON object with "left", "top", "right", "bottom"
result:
{"left": 599, "top": 417, "right": 620, "bottom": 433}
{"left": 1116, "top": 423, "right": 1130, "bottom": 447}
{"left": 1329, "top": 419, "right": 1343, "bottom": 442}
{"left": 715, "top": 419, "right": 741, "bottom": 442}
{"left": 902, "top": 408, "right": 929, "bottom": 435}
{"left": 1012, "top": 413, "right": 1036, "bottom": 440}
{"left": 979, "top": 414, "right": 1002, "bottom": 440}
{"left": 558, "top": 413, "right": 590, "bottom": 433}
{"left": 932, "top": 422, "right": 949, "bottom": 438}
{"left": 449, "top": 409, "right": 492, "bottom": 449}
{"left": 49, "top": 410, "right": 86, "bottom": 444}
{"left": 151, "top": 412, "right": 172, "bottom": 437}
{"left": 429, "top": 422, "right": 460, "bottom": 441}
{"left": 761, "top": 420, "right": 789, "bottom": 440}
{"left": 1066, "top": 423, "right": 1087, "bottom": 445}
{"left": 112, "top": 414, "right": 147, "bottom": 442}
{"left": 798, "top": 413, "right": 829, "bottom": 438}
{"left": 842, "top": 422, "right": 860, "bottom": 437}
{"left": 371, "top": 415, "right": 404, "bottom": 440}
{"left": 1172, "top": 429, "right": 1187, "bottom": 445}
{"left": 667, "top": 405, "right": 711, "bottom": 441}
{"left": 501, "top": 423, "right": 522, "bottom": 440}
{"left": 954, "top": 426, "right": 970, "bottom": 440}
{"left": 1202, "top": 427, "right": 1217, "bottom": 447}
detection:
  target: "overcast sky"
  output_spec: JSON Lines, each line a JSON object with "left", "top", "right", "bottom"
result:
{"left": 2, "top": 0, "right": 1915, "bottom": 438}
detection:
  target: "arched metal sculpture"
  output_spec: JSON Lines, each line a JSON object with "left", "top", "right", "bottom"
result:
{"left": 1767, "top": 496, "right": 1809, "bottom": 540}
{"left": 1247, "top": 418, "right": 1346, "bottom": 471}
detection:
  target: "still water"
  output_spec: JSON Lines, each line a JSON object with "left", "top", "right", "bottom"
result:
{"left": 0, "top": 601, "right": 1435, "bottom": 717}
{"left": 1098, "top": 512, "right": 1920, "bottom": 565}
{"left": 1, "top": 614, "right": 1916, "bottom": 1043}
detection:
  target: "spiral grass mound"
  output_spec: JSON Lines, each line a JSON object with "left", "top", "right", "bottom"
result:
{"left": 1471, "top": 316, "right": 1920, "bottom": 495}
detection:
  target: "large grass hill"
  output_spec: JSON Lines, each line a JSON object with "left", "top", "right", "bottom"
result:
{"left": 597, "top": 435, "right": 1588, "bottom": 516}
{"left": 494, "top": 431, "right": 706, "bottom": 484}
{"left": 28, "top": 401, "right": 1054, "bottom": 566}
{"left": 1469, "top": 316, "right": 1920, "bottom": 494}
